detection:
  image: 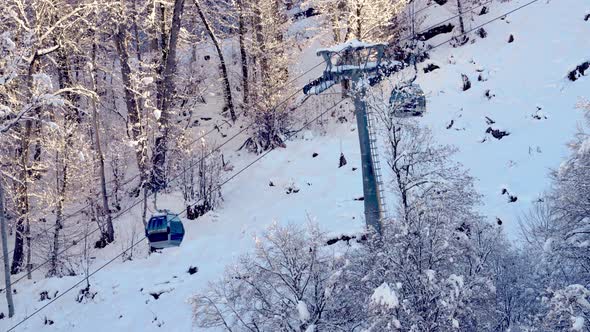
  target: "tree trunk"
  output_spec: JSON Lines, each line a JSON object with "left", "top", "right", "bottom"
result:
{"left": 156, "top": 1, "right": 167, "bottom": 112}
{"left": 355, "top": 0, "right": 362, "bottom": 39}
{"left": 91, "top": 42, "right": 115, "bottom": 243}
{"left": 237, "top": 0, "right": 249, "bottom": 110}
{"left": 114, "top": 14, "right": 148, "bottom": 186}
{"left": 56, "top": 46, "right": 81, "bottom": 124}
{"left": 148, "top": 0, "right": 160, "bottom": 52}
{"left": 11, "top": 55, "right": 38, "bottom": 275}
{"left": 25, "top": 217, "right": 31, "bottom": 279}
{"left": 46, "top": 38, "right": 86, "bottom": 275}
{"left": 49, "top": 149, "right": 67, "bottom": 277}
{"left": 455, "top": 0, "right": 468, "bottom": 45}
{"left": 457, "top": 0, "right": 466, "bottom": 35}
{"left": 152, "top": 0, "right": 185, "bottom": 191}
{"left": 252, "top": 0, "right": 269, "bottom": 94}
{"left": 193, "top": 0, "right": 236, "bottom": 121}
{"left": 10, "top": 191, "right": 25, "bottom": 275}
{"left": 132, "top": 0, "right": 143, "bottom": 63}
{"left": 273, "top": 0, "right": 288, "bottom": 83}
{"left": 142, "top": 187, "right": 148, "bottom": 227}
{"left": 0, "top": 182, "right": 15, "bottom": 317}
{"left": 331, "top": 11, "right": 341, "bottom": 43}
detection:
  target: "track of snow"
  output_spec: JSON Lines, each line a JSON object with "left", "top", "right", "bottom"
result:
{"left": 1, "top": 0, "right": 589, "bottom": 330}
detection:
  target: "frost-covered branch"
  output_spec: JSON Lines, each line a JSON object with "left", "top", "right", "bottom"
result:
{"left": 0, "top": 104, "right": 34, "bottom": 133}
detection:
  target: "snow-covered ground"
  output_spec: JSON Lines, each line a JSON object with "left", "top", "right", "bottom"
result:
{"left": 1, "top": 0, "right": 589, "bottom": 330}
{"left": 415, "top": 0, "right": 589, "bottom": 238}
{"left": 0, "top": 122, "right": 366, "bottom": 331}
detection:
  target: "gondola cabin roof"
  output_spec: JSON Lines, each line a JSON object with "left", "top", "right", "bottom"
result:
{"left": 316, "top": 39, "right": 386, "bottom": 56}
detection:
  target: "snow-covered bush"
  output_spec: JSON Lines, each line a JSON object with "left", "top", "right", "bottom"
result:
{"left": 240, "top": 106, "right": 291, "bottom": 154}
{"left": 172, "top": 133, "right": 223, "bottom": 218}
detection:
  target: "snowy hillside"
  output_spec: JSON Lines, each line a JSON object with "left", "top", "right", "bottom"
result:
{"left": 0, "top": 0, "right": 589, "bottom": 331}
{"left": 415, "top": 0, "right": 589, "bottom": 238}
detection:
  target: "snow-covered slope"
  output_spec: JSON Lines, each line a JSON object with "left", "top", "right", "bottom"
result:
{"left": 1, "top": 0, "right": 589, "bottom": 330}
{"left": 416, "top": 0, "right": 589, "bottom": 238}
{"left": 0, "top": 122, "right": 366, "bottom": 331}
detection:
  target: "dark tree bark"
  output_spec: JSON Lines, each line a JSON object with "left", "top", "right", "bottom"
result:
{"left": 457, "top": 0, "right": 466, "bottom": 35}
{"left": 237, "top": 0, "right": 249, "bottom": 110}
{"left": 273, "top": 0, "right": 288, "bottom": 83}
{"left": 252, "top": 0, "right": 269, "bottom": 93}
{"left": 91, "top": 41, "right": 115, "bottom": 244}
{"left": 11, "top": 53, "right": 39, "bottom": 275}
{"left": 114, "top": 13, "right": 148, "bottom": 186}
{"left": 131, "top": 0, "right": 143, "bottom": 63}
{"left": 355, "top": 0, "right": 362, "bottom": 39}
{"left": 48, "top": 148, "right": 68, "bottom": 277}
{"left": 156, "top": 1, "right": 167, "bottom": 112}
{"left": 152, "top": 0, "right": 185, "bottom": 190}
{"left": 455, "top": 0, "right": 469, "bottom": 45}
{"left": 0, "top": 182, "right": 15, "bottom": 317}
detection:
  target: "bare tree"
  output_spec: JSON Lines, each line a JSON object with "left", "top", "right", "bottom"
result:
{"left": 0, "top": 1, "right": 87, "bottom": 274}
{"left": 237, "top": 0, "right": 250, "bottom": 110}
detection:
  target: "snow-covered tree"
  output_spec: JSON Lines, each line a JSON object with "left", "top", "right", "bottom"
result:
{"left": 193, "top": 223, "right": 362, "bottom": 331}
{"left": 305, "top": 0, "right": 407, "bottom": 44}
{"left": 193, "top": 113, "right": 510, "bottom": 331}
{"left": 239, "top": 0, "right": 297, "bottom": 153}
{"left": 543, "top": 284, "right": 590, "bottom": 332}
{"left": 517, "top": 101, "right": 590, "bottom": 330}
{"left": 0, "top": 0, "right": 97, "bottom": 275}
{"left": 540, "top": 103, "right": 590, "bottom": 286}
{"left": 353, "top": 118, "right": 499, "bottom": 331}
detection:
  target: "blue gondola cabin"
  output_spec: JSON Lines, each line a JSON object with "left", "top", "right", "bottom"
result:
{"left": 146, "top": 212, "right": 185, "bottom": 250}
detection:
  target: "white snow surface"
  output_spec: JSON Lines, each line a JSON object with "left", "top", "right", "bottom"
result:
{"left": 297, "top": 300, "right": 311, "bottom": 322}
{"left": 371, "top": 282, "right": 399, "bottom": 309}
{"left": 316, "top": 39, "right": 386, "bottom": 54}
{"left": 1, "top": 0, "right": 589, "bottom": 330}
{"left": 414, "top": 0, "right": 589, "bottom": 239}
{"left": 572, "top": 316, "right": 585, "bottom": 331}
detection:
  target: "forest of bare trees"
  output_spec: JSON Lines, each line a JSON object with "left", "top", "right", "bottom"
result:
{"left": 1, "top": 0, "right": 588, "bottom": 330}
{"left": 0, "top": 0, "right": 427, "bottom": 282}
{"left": 0, "top": 0, "right": 308, "bottom": 280}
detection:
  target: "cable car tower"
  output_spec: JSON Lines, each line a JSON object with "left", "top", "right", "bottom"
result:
{"left": 304, "top": 40, "right": 403, "bottom": 234}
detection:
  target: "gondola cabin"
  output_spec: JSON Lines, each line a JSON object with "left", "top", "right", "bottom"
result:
{"left": 146, "top": 212, "right": 185, "bottom": 249}
{"left": 389, "top": 83, "right": 426, "bottom": 117}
